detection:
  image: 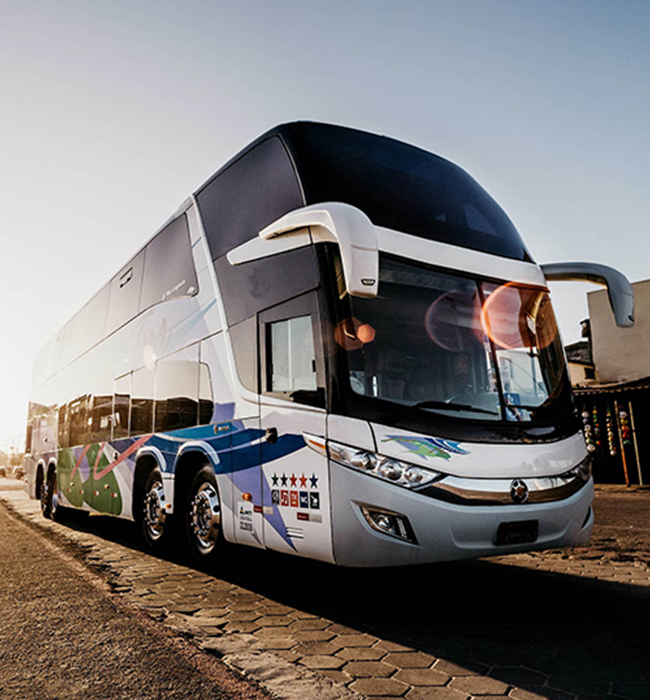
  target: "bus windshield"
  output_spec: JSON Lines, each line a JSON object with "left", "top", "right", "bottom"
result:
{"left": 333, "top": 255, "right": 573, "bottom": 427}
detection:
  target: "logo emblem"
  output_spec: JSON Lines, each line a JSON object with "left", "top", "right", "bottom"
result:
{"left": 510, "top": 479, "right": 529, "bottom": 504}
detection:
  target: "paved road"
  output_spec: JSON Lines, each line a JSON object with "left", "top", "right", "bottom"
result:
{"left": 0, "top": 498, "right": 268, "bottom": 700}
{"left": 1, "top": 482, "right": 649, "bottom": 700}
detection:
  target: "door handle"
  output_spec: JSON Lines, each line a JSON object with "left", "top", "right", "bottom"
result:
{"left": 265, "top": 427, "right": 278, "bottom": 444}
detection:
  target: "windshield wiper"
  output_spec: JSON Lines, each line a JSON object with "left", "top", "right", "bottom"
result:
{"left": 396, "top": 400, "right": 499, "bottom": 423}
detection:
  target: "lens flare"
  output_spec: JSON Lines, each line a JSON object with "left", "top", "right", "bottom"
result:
{"left": 480, "top": 283, "right": 558, "bottom": 351}
{"left": 425, "top": 291, "right": 482, "bottom": 352}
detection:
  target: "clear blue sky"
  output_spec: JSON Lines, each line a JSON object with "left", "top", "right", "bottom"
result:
{"left": 1, "top": 0, "right": 648, "bottom": 450}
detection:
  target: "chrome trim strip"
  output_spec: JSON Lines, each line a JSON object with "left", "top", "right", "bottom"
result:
{"left": 420, "top": 473, "right": 588, "bottom": 506}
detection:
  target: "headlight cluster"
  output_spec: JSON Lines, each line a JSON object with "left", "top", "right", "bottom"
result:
{"left": 563, "top": 457, "right": 592, "bottom": 483}
{"left": 326, "top": 440, "right": 444, "bottom": 489}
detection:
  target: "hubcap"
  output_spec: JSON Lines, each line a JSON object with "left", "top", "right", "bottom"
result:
{"left": 50, "top": 476, "right": 59, "bottom": 515}
{"left": 143, "top": 480, "right": 166, "bottom": 541}
{"left": 190, "top": 483, "right": 220, "bottom": 553}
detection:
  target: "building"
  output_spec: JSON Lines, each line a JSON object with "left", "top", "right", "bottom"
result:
{"left": 567, "top": 279, "right": 650, "bottom": 485}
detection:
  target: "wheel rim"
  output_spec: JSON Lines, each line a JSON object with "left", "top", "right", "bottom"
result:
{"left": 190, "top": 483, "right": 220, "bottom": 554}
{"left": 143, "top": 478, "right": 166, "bottom": 542}
{"left": 50, "top": 474, "right": 59, "bottom": 516}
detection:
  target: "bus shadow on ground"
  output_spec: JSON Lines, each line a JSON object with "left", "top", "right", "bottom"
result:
{"left": 64, "top": 511, "right": 650, "bottom": 699}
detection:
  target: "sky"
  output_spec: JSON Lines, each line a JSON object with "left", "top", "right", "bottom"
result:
{"left": 0, "top": 0, "right": 648, "bottom": 451}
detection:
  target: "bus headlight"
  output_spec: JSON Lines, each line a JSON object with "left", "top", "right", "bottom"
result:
{"left": 307, "top": 435, "right": 444, "bottom": 490}
{"left": 350, "top": 451, "right": 377, "bottom": 471}
{"left": 566, "top": 458, "right": 592, "bottom": 483}
{"left": 377, "top": 459, "right": 403, "bottom": 481}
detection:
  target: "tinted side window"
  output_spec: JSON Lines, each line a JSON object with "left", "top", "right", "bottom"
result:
{"left": 61, "top": 312, "right": 87, "bottom": 367}
{"left": 106, "top": 250, "right": 145, "bottom": 335}
{"left": 113, "top": 374, "right": 131, "bottom": 440}
{"left": 58, "top": 404, "right": 69, "bottom": 449}
{"left": 89, "top": 393, "right": 113, "bottom": 443}
{"left": 229, "top": 318, "right": 257, "bottom": 393}
{"left": 130, "top": 366, "right": 154, "bottom": 436}
{"left": 33, "top": 344, "right": 49, "bottom": 386}
{"left": 196, "top": 137, "right": 304, "bottom": 261}
{"left": 83, "top": 284, "right": 111, "bottom": 351}
{"left": 140, "top": 215, "right": 198, "bottom": 311}
{"left": 69, "top": 396, "right": 90, "bottom": 447}
{"left": 154, "top": 346, "right": 199, "bottom": 432}
{"left": 215, "top": 245, "right": 319, "bottom": 327}
{"left": 47, "top": 328, "right": 66, "bottom": 379}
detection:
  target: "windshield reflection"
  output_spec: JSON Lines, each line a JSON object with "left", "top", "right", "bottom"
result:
{"left": 337, "top": 256, "right": 571, "bottom": 424}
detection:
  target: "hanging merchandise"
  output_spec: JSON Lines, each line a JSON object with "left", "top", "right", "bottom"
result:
{"left": 619, "top": 408, "right": 632, "bottom": 447}
{"left": 581, "top": 409, "right": 596, "bottom": 453}
{"left": 592, "top": 405, "right": 601, "bottom": 447}
{"left": 606, "top": 405, "right": 617, "bottom": 456}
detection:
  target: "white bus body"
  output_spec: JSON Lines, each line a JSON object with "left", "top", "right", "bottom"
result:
{"left": 24, "top": 122, "right": 633, "bottom": 566}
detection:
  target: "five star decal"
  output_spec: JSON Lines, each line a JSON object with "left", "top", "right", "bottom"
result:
{"left": 272, "top": 473, "right": 319, "bottom": 491}
{"left": 270, "top": 472, "right": 321, "bottom": 512}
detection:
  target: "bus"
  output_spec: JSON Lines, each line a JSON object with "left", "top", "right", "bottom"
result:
{"left": 23, "top": 122, "right": 634, "bottom": 567}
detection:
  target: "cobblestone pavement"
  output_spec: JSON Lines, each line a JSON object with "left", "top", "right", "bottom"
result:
{"left": 2, "top": 482, "right": 649, "bottom": 700}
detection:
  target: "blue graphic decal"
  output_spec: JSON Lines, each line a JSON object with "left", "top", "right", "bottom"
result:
{"left": 382, "top": 435, "right": 470, "bottom": 461}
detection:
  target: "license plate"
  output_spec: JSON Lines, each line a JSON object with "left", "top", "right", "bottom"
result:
{"left": 495, "top": 520, "right": 539, "bottom": 546}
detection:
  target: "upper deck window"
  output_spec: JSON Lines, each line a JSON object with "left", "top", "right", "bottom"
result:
{"left": 282, "top": 123, "right": 531, "bottom": 261}
{"left": 140, "top": 215, "right": 197, "bottom": 310}
{"left": 196, "top": 136, "right": 304, "bottom": 262}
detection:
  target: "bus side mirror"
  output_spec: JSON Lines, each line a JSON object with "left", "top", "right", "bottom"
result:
{"left": 257, "top": 202, "right": 379, "bottom": 298}
{"left": 541, "top": 262, "right": 635, "bottom": 328}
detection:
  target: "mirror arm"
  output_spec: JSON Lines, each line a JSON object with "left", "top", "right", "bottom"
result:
{"left": 541, "top": 262, "right": 634, "bottom": 328}
{"left": 258, "top": 202, "right": 379, "bottom": 298}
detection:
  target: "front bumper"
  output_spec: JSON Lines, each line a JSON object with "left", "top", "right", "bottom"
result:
{"left": 330, "top": 463, "right": 594, "bottom": 567}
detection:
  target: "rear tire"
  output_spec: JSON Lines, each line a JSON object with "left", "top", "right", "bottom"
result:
{"left": 48, "top": 469, "right": 66, "bottom": 522}
{"left": 185, "top": 466, "right": 221, "bottom": 565}
{"left": 40, "top": 469, "right": 52, "bottom": 519}
{"left": 41, "top": 469, "right": 65, "bottom": 521}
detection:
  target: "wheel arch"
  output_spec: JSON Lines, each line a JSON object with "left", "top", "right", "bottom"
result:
{"left": 173, "top": 445, "right": 218, "bottom": 517}
{"left": 132, "top": 449, "right": 165, "bottom": 521}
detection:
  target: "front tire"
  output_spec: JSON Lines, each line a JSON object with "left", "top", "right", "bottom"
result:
{"left": 140, "top": 469, "right": 169, "bottom": 550}
{"left": 185, "top": 466, "right": 221, "bottom": 564}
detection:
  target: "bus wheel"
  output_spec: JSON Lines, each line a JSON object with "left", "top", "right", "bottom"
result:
{"left": 48, "top": 470, "right": 63, "bottom": 522}
{"left": 39, "top": 471, "right": 51, "bottom": 519}
{"left": 140, "top": 469, "right": 168, "bottom": 549}
{"left": 186, "top": 466, "right": 221, "bottom": 563}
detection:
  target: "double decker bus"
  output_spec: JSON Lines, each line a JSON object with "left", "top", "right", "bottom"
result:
{"left": 23, "top": 122, "right": 634, "bottom": 566}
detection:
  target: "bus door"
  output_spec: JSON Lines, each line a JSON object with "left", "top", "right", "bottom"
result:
{"left": 258, "top": 293, "right": 334, "bottom": 562}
